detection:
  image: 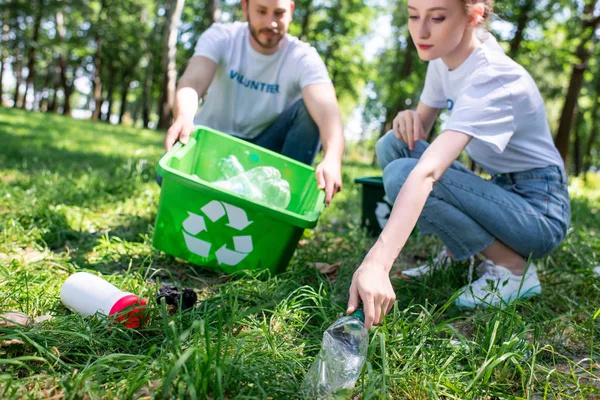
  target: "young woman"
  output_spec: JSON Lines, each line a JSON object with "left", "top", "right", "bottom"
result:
{"left": 347, "top": 0, "right": 570, "bottom": 329}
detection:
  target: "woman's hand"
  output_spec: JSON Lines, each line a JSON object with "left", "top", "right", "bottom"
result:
{"left": 347, "top": 257, "right": 396, "bottom": 330}
{"left": 392, "top": 110, "right": 426, "bottom": 151}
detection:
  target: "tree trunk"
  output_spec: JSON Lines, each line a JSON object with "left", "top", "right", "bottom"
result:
{"left": 573, "top": 104, "right": 583, "bottom": 175}
{"left": 12, "top": 47, "right": 21, "bottom": 107}
{"left": 141, "top": 61, "right": 154, "bottom": 128}
{"left": 0, "top": 16, "right": 8, "bottom": 103}
{"left": 0, "top": 6, "right": 11, "bottom": 104}
{"left": 48, "top": 63, "right": 60, "bottom": 113}
{"left": 0, "top": 52, "right": 4, "bottom": 105}
{"left": 102, "top": 60, "right": 116, "bottom": 122}
{"left": 118, "top": 74, "right": 131, "bottom": 124}
{"left": 554, "top": 2, "right": 600, "bottom": 167}
{"left": 583, "top": 84, "right": 600, "bottom": 173}
{"left": 205, "top": 0, "right": 221, "bottom": 28}
{"left": 509, "top": 0, "right": 535, "bottom": 59}
{"left": 21, "top": 0, "right": 43, "bottom": 110}
{"left": 92, "top": 0, "right": 107, "bottom": 120}
{"left": 54, "top": 13, "right": 73, "bottom": 116}
{"left": 158, "top": 0, "right": 185, "bottom": 130}
{"left": 60, "top": 63, "right": 73, "bottom": 116}
{"left": 37, "top": 63, "right": 52, "bottom": 111}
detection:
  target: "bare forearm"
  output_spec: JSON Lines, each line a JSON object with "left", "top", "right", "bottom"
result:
{"left": 366, "top": 131, "right": 471, "bottom": 271}
{"left": 316, "top": 106, "right": 344, "bottom": 160}
{"left": 173, "top": 86, "right": 200, "bottom": 121}
{"left": 367, "top": 168, "right": 435, "bottom": 272}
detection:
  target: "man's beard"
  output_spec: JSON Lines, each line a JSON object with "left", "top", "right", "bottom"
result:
{"left": 248, "top": 15, "right": 284, "bottom": 50}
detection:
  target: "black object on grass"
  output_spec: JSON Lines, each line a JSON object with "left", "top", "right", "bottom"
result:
{"left": 156, "top": 285, "right": 198, "bottom": 311}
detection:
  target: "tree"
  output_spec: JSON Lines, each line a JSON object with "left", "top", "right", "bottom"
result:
{"left": 0, "top": 7, "right": 9, "bottom": 104}
{"left": 554, "top": 0, "right": 600, "bottom": 166}
{"left": 91, "top": 0, "right": 108, "bottom": 120}
{"left": 20, "top": 0, "right": 44, "bottom": 109}
{"left": 157, "top": 0, "right": 185, "bottom": 130}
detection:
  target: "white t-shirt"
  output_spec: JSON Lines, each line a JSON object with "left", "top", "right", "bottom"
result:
{"left": 192, "top": 22, "right": 331, "bottom": 139}
{"left": 420, "top": 32, "right": 564, "bottom": 175}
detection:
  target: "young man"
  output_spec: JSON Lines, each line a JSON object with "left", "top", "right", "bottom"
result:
{"left": 164, "top": 0, "right": 345, "bottom": 205}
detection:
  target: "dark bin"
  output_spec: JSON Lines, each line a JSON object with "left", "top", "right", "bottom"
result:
{"left": 354, "top": 176, "right": 391, "bottom": 236}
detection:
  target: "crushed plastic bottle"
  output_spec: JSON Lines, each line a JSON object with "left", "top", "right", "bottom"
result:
{"left": 214, "top": 156, "right": 291, "bottom": 209}
{"left": 218, "top": 155, "right": 245, "bottom": 180}
{"left": 303, "top": 310, "right": 368, "bottom": 399}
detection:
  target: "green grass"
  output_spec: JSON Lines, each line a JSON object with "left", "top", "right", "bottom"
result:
{"left": 1, "top": 107, "right": 599, "bottom": 399}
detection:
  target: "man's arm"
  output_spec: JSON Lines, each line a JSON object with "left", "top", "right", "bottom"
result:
{"left": 164, "top": 56, "right": 217, "bottom": 151}
{"left": 301, "top": 83, "right": 345, "bottom": 205}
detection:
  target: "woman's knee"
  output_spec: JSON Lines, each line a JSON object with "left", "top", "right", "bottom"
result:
{"left": 376, "top": 130, "right": 408, "bottom": 170}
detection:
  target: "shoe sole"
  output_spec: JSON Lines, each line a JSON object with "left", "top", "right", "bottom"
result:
{"left": 454, "top": 285, "right": 542, "bottom": 309}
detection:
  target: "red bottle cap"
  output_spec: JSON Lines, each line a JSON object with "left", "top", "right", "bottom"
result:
{"left": 109, "top": 294, "right": 148, "bottom": 329}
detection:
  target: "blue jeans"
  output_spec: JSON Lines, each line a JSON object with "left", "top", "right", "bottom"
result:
{"left": 248, "top": 99, "right": 321, "bottom": 165}
{"left": 376, "top": 131, "right": 571, "bottom": 261}
{"left": 156, "top": 99, "right": 320, "bottom": 186}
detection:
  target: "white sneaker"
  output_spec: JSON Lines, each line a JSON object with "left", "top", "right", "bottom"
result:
{"left": 402, "top": 248, "right": 453, "bottom": 278}
{"left": 455, "top": 260, "right": 542, "bottom": 308}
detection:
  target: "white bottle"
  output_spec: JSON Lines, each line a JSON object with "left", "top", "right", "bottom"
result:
{"left": 60, "top": 272, "right": 147, "bottom": 328}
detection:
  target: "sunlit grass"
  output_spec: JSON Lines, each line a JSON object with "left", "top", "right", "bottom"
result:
{"left": 1, "top": 107, "right": 599, "bottom": 398}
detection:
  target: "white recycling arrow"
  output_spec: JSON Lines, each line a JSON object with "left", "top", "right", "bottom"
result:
{"left": 215, "top": 245, "right": 249, "bottom": 266}
{"left": 223, "top": 203, "right": 253, "bottom": 231}
{"left": 183, "top": 232, "right": 211, "bottom": 258}
{"left": 233, "top": 235, "right": 253, "bottom": 253}
{"left": 201, "top": 200, "right": 226, "bottom": 222}
{"left": 375, "top": 202, "right": 391, "bottom": 229}
{"left": 182, "top": 212, "right": 206, "bottom": 235}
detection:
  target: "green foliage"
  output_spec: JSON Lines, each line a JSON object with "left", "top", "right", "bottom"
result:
{"left": 1, "top": 0, "right": 599, "bottom": 169}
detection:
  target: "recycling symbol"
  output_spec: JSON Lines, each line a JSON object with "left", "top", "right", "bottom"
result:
{"left": 181, "top": 200, "right": 253, "bottom": 267}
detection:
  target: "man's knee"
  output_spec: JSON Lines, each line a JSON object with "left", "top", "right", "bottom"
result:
{"left": 382, "top": 158, "right": 418, "bottom": 201}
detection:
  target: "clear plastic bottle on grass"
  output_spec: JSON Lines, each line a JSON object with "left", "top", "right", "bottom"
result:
{"left": 303, "top": 309, "right": 368, "bottom": 399}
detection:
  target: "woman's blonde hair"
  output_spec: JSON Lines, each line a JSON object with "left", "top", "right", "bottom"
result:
{"left": 460, "top": 0, "right": 494, "bottom": 25}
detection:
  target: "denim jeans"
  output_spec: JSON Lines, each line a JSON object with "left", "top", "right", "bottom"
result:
{"left": 156, "top": 99, "right": 321, "bottom": 186}
{"left": 376, "top": 131, "right": 571, "bottom": 261}
{"left": 248, "top": 99, "right": 321, "bottom": 165}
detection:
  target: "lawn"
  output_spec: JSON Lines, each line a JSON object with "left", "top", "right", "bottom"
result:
{"left": 1, "top": 107, "right": 599, "bottom": 399}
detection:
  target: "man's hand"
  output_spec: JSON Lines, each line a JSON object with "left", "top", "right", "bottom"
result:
{"left": 315, "top": 156, "right": 342, "bottom": 206}
{"left": 165, "top": 116, "right": 195, "bottom": 151}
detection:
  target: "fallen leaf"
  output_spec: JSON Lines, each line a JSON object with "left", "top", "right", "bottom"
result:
{"left": 0, "top": 339, "right": 25, "bottom": 347}
{"left": 0, "top": 312, "right": 32, "bottom": 327}
{"left": 298, "top": 239, "right": 309, "bottom": 248}
{"left": 0, "top": 312, "right": 52, "bottom": 327}
{"left": 313, "top": 261, "right": 342, "bottom": 277}
{"left": 24, "top": 247, "right": 46, "bottom": 264}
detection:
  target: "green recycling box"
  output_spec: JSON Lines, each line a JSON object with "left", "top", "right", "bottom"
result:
{"left": 354, "top": 176, "right": 390, "bottom": 236}
{"left": 153, "top": 126, "right": 325, "bottom": 275}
